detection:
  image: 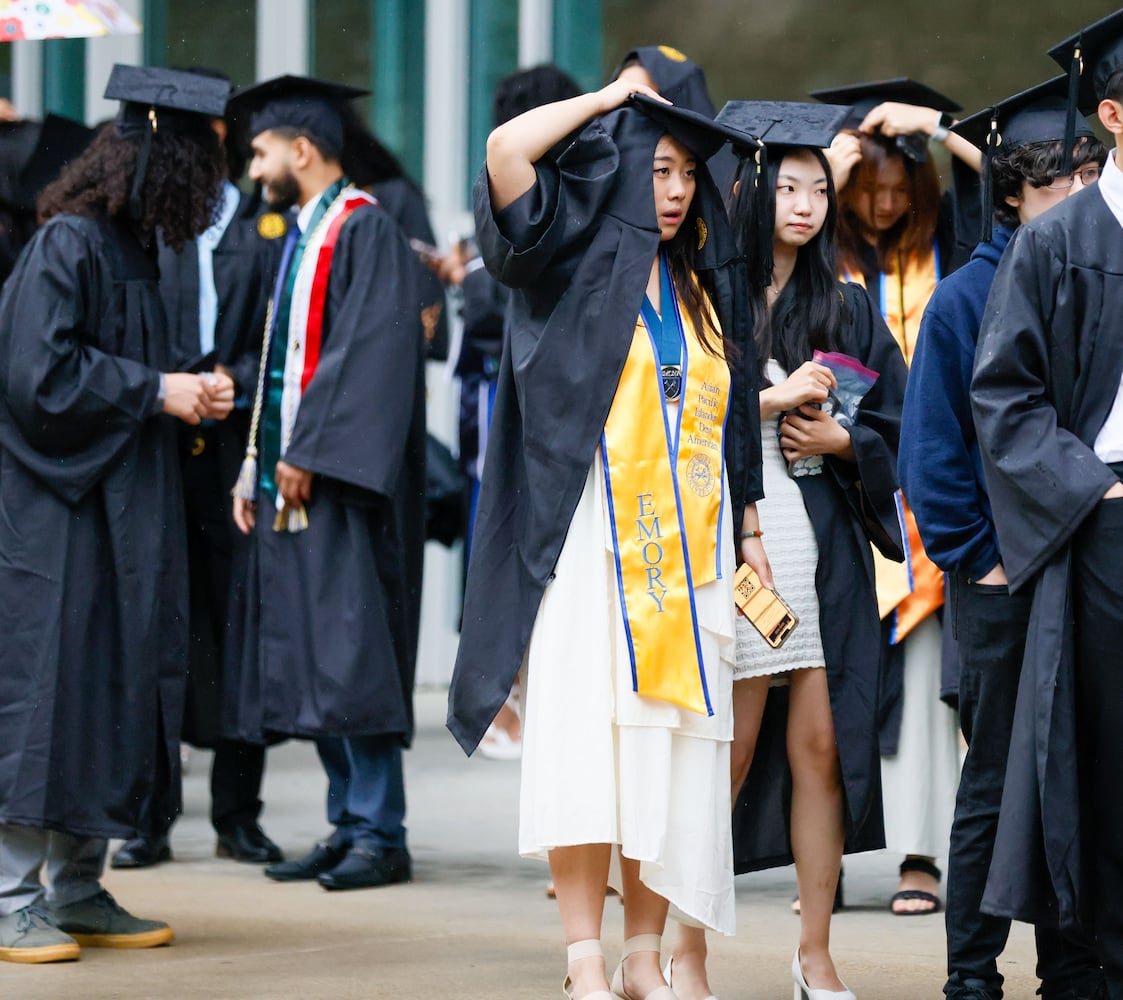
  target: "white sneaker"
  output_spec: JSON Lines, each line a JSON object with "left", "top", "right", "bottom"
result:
{"left": 478, "top": 724, "right": 522, "bottom": 761}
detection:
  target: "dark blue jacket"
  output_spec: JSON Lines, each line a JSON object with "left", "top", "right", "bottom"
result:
{"left": 898, "top": 227, "right": 1012, "bottom": 579}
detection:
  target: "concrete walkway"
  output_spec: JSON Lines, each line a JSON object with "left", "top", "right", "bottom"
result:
{"left": 3, "top": 690, "right": 1039, "bottom": 999}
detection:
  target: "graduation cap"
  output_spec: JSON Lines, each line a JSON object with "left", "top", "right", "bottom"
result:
{"left": 1047, "top": 8, "right": 1123, "bottom": 173}
{"left": 229, "top": 76, "right": 368, "bottom": 160}
{"left": 629, "top": 92, "right": 757, "bottom": 160}
{"left": 715, "top": 100, "right": 852, "bottom": 152}
{"left": 105, "top": 64, "right": 231, "bottom": 222}
{"left": 713, "top": 103, "right": 851, "bottom": 295}
{"left": 954, "top": 76, "right": 1097, "bottom": 243}
{"left": 811, "top": 77, "right": 961, "bottom": 163}
{"left": 616, "top": 45, "right": 717, "bottom": 117}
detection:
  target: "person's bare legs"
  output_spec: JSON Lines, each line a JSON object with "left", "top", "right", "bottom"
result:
{"left": 617, "top": 852, "right": 671, "bottom": 998}
{"left": 669, "top": 676, "right": 770, "bottom": 1000}
{"left": 787, "top": 667, "right": 846, "bottom": 992}
{"left": 551, "top": 844, "right": 613, "bottom": 997}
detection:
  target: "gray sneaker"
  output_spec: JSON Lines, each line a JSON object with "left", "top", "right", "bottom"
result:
{"left": 52, "top": 890, "right": 174, "bottom": 949}
{"left": 0, "top": 904, "right": 80, "bottom": 963}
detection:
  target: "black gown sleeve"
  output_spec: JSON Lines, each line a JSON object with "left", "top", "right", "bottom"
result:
{"left": 473, "top": 121, "right": 620, "bottom": 288}
{"left": 971, "top": 225, "right": 1117, "bottom": 591}
{"left": 0, "top": 216, "right": 161, "bottom": 499}
{"left": 830, "top": 282, "right": 906, "bottom": 560}
{"left": 283, "top": 206, "right": 423, "bottom": 499}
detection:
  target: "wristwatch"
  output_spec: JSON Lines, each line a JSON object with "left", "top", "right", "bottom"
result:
{"left": 931, "top": 111, "right": 955, "bottom": 144}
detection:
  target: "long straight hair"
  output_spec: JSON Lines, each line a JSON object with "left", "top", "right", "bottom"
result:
{"left": 662, "top": 187, "right": 726, "bottom": 359}
{"left": 729, "top": 147, "right": 842, "bottom": 382}
{"left": 836, "top": 131, "right": 940, "bottom": 276}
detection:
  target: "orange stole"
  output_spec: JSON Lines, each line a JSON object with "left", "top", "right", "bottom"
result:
{"left": 847, "top": 246, "right": 944, "bottom": 639}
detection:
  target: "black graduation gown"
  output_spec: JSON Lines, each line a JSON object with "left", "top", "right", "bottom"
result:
{"left": 157, "top": 191, "right": 286, "bottom": 748}
{"left": 970, "top": 186, "right": 1123, "bottom": 929}
{"left": 732, "top": 282, "right": 906, "bottom": 872}
{"left": 373, "top": 175, "right": 450, "bottom": 362}
{"left": 446, "top": 106, "right": 762, "bottom": 754}
{"left": 227, "top": 201, "right": 427, "bottom": 746}
{"left": 0, "top": 214, "right": 188, "bottom": 839}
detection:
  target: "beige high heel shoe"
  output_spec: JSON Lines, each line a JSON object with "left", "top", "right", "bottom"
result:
{"left": 610, "top": 935, "right": 676, "bottom": 1000}
{"left": 563, "top": 939, "right": 613, "bottom": 1000}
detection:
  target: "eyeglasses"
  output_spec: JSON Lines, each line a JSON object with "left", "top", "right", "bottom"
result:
{"left": 1038, "top": 165, "right": 1103, "bottom": 190}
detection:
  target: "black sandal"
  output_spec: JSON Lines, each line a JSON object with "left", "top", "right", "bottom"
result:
{"left": 889, "top": 858, "right": 942, "bottom": 916}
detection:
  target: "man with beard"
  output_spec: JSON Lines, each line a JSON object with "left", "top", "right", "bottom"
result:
{"left": 226, "top": 77, "right": 426, "bottom": 891}
{"left": 0, "top": 65, "right": 234, "bottom": 963}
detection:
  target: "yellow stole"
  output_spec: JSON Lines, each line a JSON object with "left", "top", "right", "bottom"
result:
{"left": 601, "top": 281, "right": 729, "bottom": 716}
{"left": 846, "top": 245, "right": 945, "bottom": 639}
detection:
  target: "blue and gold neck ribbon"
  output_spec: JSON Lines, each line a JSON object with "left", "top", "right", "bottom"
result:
{"left": 601, "top": 265, "right": 730, "bottom": 716}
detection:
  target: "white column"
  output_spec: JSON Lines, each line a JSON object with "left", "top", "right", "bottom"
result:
{"left": 416, "top": 0, "right": 471, "bottom": 688}
{"left": 256, "top": 0, "right": 311, "bottom": 81}
{"left": 85, "top": 0, "right": 143, "bottom": 124}
{"left": 518, "top": 0, "right": 553, "bottom": 67}
{"left": 423, "top": 0, "right": 469, "bottom": 234}
{"left": 12, "top": 40, "right": 43, "bottom": 119}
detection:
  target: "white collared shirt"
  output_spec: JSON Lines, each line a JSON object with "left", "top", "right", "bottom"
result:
{"left": 1094, "top": 150, "right": 1123, "bottom": 462}
{"left": 196, "top": 181, "right": 242, "bottom": 356}
{"left": 296, "top": 189, "right": 324, "bottom": 235}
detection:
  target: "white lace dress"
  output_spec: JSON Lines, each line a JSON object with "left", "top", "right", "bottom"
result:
{"left": 734, "top": 359, "right": 827, "bottom": 678}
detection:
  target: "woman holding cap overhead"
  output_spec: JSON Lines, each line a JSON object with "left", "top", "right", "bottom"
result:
{"left": 811, "top": 77, "right": 978, "bottom": 918}
{"left": 0, "top": 64, "right": 234, "bottom": 964}
{"left": 665, "top": 100, "right": 906, "bottom": 1000}
{"left": 446, "top": 78, "right": 765, "bottom": 999}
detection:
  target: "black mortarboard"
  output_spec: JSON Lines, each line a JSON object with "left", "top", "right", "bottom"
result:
{"left": 954, "top": 76, "right": 1097, "bottom": 243}
{"left": 1048, "top": 9, "right": 1123, "bottom": 172}
{"left": 810, "top": 78, "right": 961, "bottom": 129}
{"left": 105, "top": 64, "right": 230, "bottom": 222}
{"left": 630, "top": 93, "right": 757, "bottom": 160}
{"left": 616, "top": 46, "right": 717, "bottom": 117}
{"left": 230, "top": 75, "right": 368, "bottom": 160}
{"left": 953, "top": 76, "right": 1095, "bottom": 152}
{"left": 105, "top": 64, "right": 230, "bottom": 133}
{"left": 810, "top": 78, "right": 961, "bottom": 165}
{"left": 1048, "top": 9, "right": 1123, "bottom": 106}
{"left": 715, "top": 100, "right": 852, "bottom": 152}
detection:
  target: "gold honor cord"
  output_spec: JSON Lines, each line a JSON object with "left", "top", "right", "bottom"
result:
{"left": 231, "top": 296, "right": 274, "bottom": 508}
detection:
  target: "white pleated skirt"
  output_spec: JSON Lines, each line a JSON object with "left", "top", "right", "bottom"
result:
{"left": 519, "top": 450, "right": 737, "bottom": 935}
{"left": 879, "top": 615, "right": 961, "bottom": 857}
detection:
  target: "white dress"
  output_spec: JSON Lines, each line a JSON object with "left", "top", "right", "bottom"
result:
{"left": 734, "top": 360, "right": 827, "bottom": 679}
{"left": 519, "top": 443, "right": 737, "bottom": 935}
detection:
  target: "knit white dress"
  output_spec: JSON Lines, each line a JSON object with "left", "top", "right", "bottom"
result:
{"left": 735, "top": 360, "right": 827, "bottom": 679}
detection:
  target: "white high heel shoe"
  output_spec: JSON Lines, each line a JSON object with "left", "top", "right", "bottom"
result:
{"left": 663, "top": 956, "right": 718, "bottom": 1000}
{"left": 792, "top": 949, "right": 856, "bottom": 1000}
{"left": 610, "top": 935, "right": 676, "bottom": 1000}
{"left": 563, "top": 939, "right": 613, "bottom": 1000}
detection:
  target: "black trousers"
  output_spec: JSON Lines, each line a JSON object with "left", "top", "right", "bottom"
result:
{"left": 945, "top": 575, "right": 1101, "bottom": 1000}
{"left": 1074, "top": 498, "right": 1123, "bottom": 998}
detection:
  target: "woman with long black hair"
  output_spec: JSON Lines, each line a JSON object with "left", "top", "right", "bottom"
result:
{"left": 447, "top": 81, "right": 766, "bottom": 999}
{"left": 666, "top": 102, "right": 906, "bottom": 1000}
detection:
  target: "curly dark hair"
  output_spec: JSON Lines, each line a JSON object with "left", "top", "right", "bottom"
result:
{"left": 38, "top": 124, "right": 225, "bottom": 252}
{"left": 991, "top": 135, "right": 1107, "bottom": 229}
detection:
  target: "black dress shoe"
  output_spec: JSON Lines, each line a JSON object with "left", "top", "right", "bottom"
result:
{"left": 264, "top": 840, "right": 348, "bottom": 882}
{"left": 318, "top": 845, "right": 412, "bottom": 891}
{"left": 215, "top": 823, "right": 284, "bottom": 864}
{"left": 110, "top": 835, "right": 172, "bottom": 870}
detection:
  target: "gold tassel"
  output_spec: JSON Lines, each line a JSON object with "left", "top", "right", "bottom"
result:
{"left": 231, "top": 449, "right": 259, "bottom": 503}
{"left": 272, "top": 502, "right": 310, "bottom": 534}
